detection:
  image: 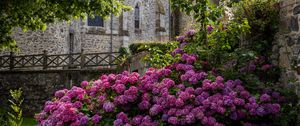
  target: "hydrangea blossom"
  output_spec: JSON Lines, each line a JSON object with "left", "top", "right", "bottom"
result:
{"left": 36, "top": 29, "right": 283, "bottom": 126}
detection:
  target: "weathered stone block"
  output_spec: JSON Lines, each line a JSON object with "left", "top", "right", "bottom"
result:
{"left": 289, "top": 15, "right": 299, "bottom": 31}
{"left": 279, "top": 49, "right": 292, "bottom": 68}
{"left": 292, "top": 45, "right": 300, "bottom": 55}
{"left": 280, "top": 20, "right": 290, "bottom": 33}
{"left": 287, "top": 36, "right": 295, "bottom": 46}
{"left": 272, "top": 45, "right": 279, "bottom": 52}
{"left": 119, "top": 30, "right": 130, "bottom": 36}
{"left": 293, "top": 4, "right": 300, "bottom": 15}
{"left": 155, "top": 27, "right": 166, "bottom": 32}
{"left": 297, "top": 36, "right": 300, "bottom": 45}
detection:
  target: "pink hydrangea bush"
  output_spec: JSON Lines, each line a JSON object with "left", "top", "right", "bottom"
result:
{"left": 36, "top": 30, "right": 283, "bottom": 126}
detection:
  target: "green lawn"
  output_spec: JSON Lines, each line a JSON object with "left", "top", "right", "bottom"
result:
{"left": 22, "top": 117, "right": 37, "bottom": 126}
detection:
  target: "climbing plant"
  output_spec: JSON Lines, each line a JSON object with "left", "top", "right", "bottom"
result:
{"left": 232, "top": 0, "right": 280, "bottom": 56}
{"left": 170, "top": 0, "right": 223, "bottom": 46}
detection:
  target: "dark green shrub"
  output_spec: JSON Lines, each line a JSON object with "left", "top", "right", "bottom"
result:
{"left": 0, "top": 107, "right": 8, "bottom": 126}
{"left": 233, "top": 0, "right": 280, "bottom": 56}
{"left": 129, "top": 42, "right": 174, "bottom": 55}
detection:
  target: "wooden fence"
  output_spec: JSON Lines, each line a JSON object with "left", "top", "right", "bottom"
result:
{"left": 0, "top": 51, "right": 121, "bottom": 71}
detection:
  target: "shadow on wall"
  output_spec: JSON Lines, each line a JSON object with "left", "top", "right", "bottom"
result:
{"left": 0, "top": 70, "right": 118, "bottom": 116}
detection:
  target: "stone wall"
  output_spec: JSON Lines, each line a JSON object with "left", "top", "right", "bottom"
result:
{"left": 0, "top": 72, "right": 68, "bottom": 115}
{"left": 0, "top": 22, "right": 70, "bottom": 55}
{"left": 0, "top": 70, "right": 117, "bottom": 116}
{"left": 273, "top": 0, "right": 300, "bottom": 95}
{"left": 0, "top": 0, "right": 171, "bottom": 56}
{"left": 124, "top": 0, "right": 171, "bottom": 43}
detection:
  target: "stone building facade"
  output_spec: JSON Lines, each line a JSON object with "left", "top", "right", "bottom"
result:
{"left": 0, "top": 0, "right": 191, "bottom": 115}
{"left": 1, "top": 0, "right": 173, "bottom": 55}
{"left": 273, "top": 0, "right": 300, "bottom": 95}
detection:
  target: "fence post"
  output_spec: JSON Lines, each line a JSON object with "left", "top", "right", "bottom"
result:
{"left": 9, "top": 52, "right": 14, "bottom": 70}
{"left": 80, "top": 49, "right": 85, "bottom": 69}
{"left": 43, "top": 50, "right": 48, "bottom": 70}
{"left": 68, "top": 53, "right": 74, "bottom": 68}
{"left": 109, "top": 52, "right": 112, "bottom": 68}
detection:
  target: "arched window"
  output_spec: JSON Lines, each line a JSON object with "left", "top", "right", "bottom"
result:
{"left": 134, "top": 4, "right": 140, "bottom": 29}
{"left": 88, "top": 15, "right": 104, "bottom": 27}
{"left": 155, "top": 0, "right": 166, "bottom": 32}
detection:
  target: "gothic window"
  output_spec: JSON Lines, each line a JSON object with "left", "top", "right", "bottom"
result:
{"left": 88, "top": 15, "right": 104, "bottom": 27}
{"left": 69, "top": 33, "right": 74, "bottom": 53}
{"left": 155, "top": 0, "right": 166, "bottom": 32}
{"left": 134, "top": 4, "right": 140, "bottom": 29}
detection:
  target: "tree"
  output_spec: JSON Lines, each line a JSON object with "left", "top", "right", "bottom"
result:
{"left": 0, "top": 0, "right": 131, "bottom": 50}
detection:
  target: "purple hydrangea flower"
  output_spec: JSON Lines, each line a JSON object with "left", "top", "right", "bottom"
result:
{"left": 271, "top": 103, "right": 281, "bottom": 114}
{"left": 98, "top": 95, "right": 106, "bottom": 104}
{"left": 175, "top": 98, "right": 185, "bottom": 107}
{"left": 168, "top": 117, "right": 178, "bottom": 125}
{"left": 80, "top": 116, "right": 89, "bottom": 125}
{"left": 248, "top": 64, "right": 256, "bottom": 71}
{"left": 261, "top": 64, "right": 272, "bottom": 71}
{"left": 176, "top": 36, "right": 186, "bottom": 42}
{"left": 117, "top": 112, "right": 129, "bottom": 123}
{"left": 81, "top": 81, "right": 89, "bottom": 88}
{"left": 207, "top": 25, "right": 214, "bottom": 32}
{"left": 171, "top": 48, "right": 184, "bottom": 56}
{"left": 256, "top": 106, "right": 266, "bottom": 116}
{"left": 271, "top": 92, "right": 280, "bottom": 99}
{"left": 113, "top": 119, "right": 123, "bottom": 126}
{"left": 185, "top": 113, "right": 195, "bottom": 124}
{"left": 55, "top": 90, "right": 66, "bottom": 98}
{"left": 132, "top": 115, "right": 143, "bottom": 125}
{"left": 103, "top": 102, "right": 115, "bottom": 112}
{"left": 149, "top": 104, "right": 163, "bottom": 116}
{"left": 162, "top": 114, "right": 169, "bottom": 121}
{"left": 60, "top": 96, "right": 71, "bottom": 102}
{"left": 186, "top": 29, "right": 196, "bottom": 36}
{"left": 138, "top": 100, "right": 151, "bottom": 110}
{"left": 114, "top": 95, "right": 127, "bottom": 105}
{"left": 180, "top": 42, "right": 188, "bottom": 48}
{"left": 113, "top": 84, "right": 126, "bottom": 94}
{"left": 240, "top": 91, "right": 250, "bottom": 99}
{"left": 73, "top": 101, "right": 82, "bottom": 109}
{"left": 260, "top": 94, "right": 271, "bottom": 102}
{"left": 91, "top": 114, "right": 102, "bottom": 124}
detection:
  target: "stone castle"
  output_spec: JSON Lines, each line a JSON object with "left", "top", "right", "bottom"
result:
{"left": 1, "top": 0, "right": 196, "bottom": 56}
{"left": 2, "top": 0, "right": 300, "bottom": 94}
{"left": 0, "top": 0, "right": 196, "bottom": 114}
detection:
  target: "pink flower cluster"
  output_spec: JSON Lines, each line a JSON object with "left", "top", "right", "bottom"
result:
{"left": 36, "top": 29, "right": 282, "bottom": 126}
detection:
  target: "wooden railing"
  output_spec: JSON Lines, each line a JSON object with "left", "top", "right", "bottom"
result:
{"left": 0, "top": 51, "right": 121, "bottom": 71}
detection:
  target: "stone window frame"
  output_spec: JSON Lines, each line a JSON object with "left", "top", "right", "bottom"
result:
{"left": 85, "top": 14, "right": 106, "bottom": 35}
{"left": 155, "top": 0, "right": 166, "bottom": 33}
{"left": 134, "top": 3, "right": 142, "bottom": 34}
{"left": 87, "top": 15, "right": 104, "bottom": 27}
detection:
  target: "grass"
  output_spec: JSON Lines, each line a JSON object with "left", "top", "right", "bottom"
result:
{"left": 22, "top": 117, "right": 37, "bottom": 126}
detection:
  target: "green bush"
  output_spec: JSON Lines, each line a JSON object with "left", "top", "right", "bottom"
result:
{"left": 128, "top": 42, "right": 180, "bottom": 68}
{"left": 129, "top": 42, "right": 175, "bottom": 55}
{"left": 0, "top": 88, "right": 24, "bottom": 126}
{"left": 168, "top": 0, "right": 299, "bottom": 125}
{"left": 8, "top": 88, "right": 23, "bottom": 126}
{"left": 232, "top": 0, "right": 280, "bottom": 55}
{"left": 0, "top": 106, "right": 8, "bottom": 126}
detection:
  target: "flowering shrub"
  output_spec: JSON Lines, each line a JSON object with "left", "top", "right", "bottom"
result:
{"left": 36, "top": 30, "right": 287, "bottom": 126}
